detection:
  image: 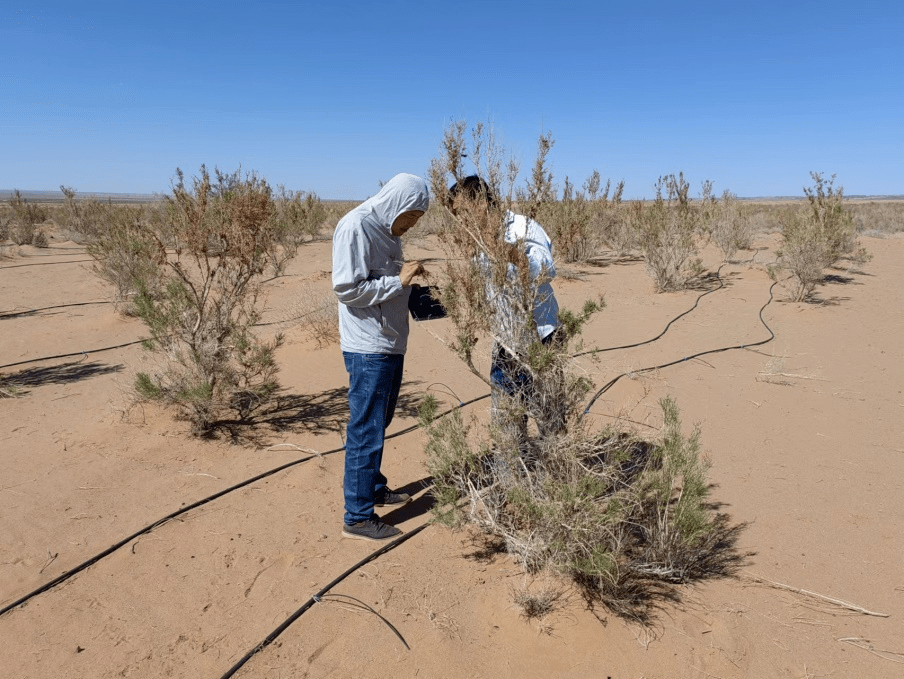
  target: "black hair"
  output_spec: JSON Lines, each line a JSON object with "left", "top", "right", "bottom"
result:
{"left": 447, "top": 175, "right": 498, "bottom": 208}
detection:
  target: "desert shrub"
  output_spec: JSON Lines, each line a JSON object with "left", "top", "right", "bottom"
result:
{"left": 585, "top": 172, "right": 630, "bottom": 255}
{"left": 631, "top": 173, "right": 709, "bottom": 291}
{"left": 425, "top": 122, "right": 738, "bottom": 620}
{"left": 850, "top": 201, "right": 904, "bottom": 236}
{"left": 57, "top": 186, "right": 110, "bottom": 242}
{"left": 710, "top": 190, "right": 755, "bottom": 261}
{"left": 772, "top": 173, "right": 870, "bottom": 301}
{"left": 535, "top": 172, "right": 626, "bottom": 263}
{"left": 6, "top": 190, "right": 48, "bottom": 245}
{"left": 266, "top": 187, "right": 327, "bottom": 274}
{"left": 109, "top": 165, "right": 288, "bottom": 434}
{"left": 85, "top": 204, "right": 162, "bottom": 312}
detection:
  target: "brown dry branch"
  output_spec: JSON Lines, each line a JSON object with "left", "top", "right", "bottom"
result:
{"left": 745, "top": 573, "right": 889, "bottom": 617}
{"left": 837, "top": 638, "right": 904, "bottom": 664}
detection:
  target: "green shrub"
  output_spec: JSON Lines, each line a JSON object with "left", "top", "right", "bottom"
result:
{"left": 632, "top": 173, "right": 709, "bottom": 291}
{"left": 773, "top": 173, "right": 870, "bottom": 301}
{"left": 425, "top": 122, "right": 741, "bottom": 621}
{"left": 6, "top": 190, "right": 48, "bottom": 245}
{"left": 98, "top": 165, "right": 288, "bottom": 434}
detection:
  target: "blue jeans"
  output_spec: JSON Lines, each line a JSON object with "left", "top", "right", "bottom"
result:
{"left": 342, "top": 352, "right": 404, "bottom": 525}
{"left": 490, "top": 329, "right": 565, "bottom": 441}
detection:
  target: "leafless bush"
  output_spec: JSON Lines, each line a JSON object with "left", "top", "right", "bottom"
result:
{"left": 423, "top": 122, "right": 740, "bottom": 621}
{"left": 631, "top": 173, "right": 710, "bottom": 291}
{"left": 116, "top": 165, "right": 289, "bottom": 434}
{"left": 771, "top": 173, "right": 870, "bottom": 302}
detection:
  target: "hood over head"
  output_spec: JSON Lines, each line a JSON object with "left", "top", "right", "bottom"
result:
{"left": 363, "top": 173, "right": 430, "bottom": 233}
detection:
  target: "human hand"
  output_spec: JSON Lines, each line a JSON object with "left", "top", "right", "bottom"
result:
{"left": 400, "top": 261, "right": 426, "bottom": 286}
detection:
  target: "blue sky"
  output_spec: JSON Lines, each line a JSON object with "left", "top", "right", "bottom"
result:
{"left": 2, "top": 1, "right": 902, "bottom": 199}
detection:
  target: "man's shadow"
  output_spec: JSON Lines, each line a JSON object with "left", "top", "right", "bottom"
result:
{"left": 381, "top": 476, "right": 435, "bottom": 524}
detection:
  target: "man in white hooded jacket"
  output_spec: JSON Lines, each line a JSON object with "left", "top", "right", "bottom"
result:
{"left": 332, "top": 173, "right": 429, "bottom": 541}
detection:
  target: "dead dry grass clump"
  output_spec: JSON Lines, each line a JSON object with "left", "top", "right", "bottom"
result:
{"left": 282, "top": 282, "right": 339, "bottom": 348}
{"left": 424, "top": 121, "right": 745, "bottom": 622}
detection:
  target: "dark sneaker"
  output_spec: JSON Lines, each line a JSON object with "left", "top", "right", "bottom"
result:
{"left": 375, "top": 489, "right": 412, "bottom": 507}
{"left": 341, "top": 518, "right": 402, "bottom": 542}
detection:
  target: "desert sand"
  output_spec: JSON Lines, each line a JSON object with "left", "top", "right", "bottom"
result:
{"left": 1, "top": 227, "right": 902, "bottom": 678}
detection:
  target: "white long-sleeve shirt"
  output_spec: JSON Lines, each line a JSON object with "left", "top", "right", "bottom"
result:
{"left": 331, "top": 174, "right": 429, "bottom": 354}
{"left": 493, "top": 211, "right": 559, "bottom": 341}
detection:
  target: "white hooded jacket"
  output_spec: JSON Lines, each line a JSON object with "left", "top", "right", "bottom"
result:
{"left": 331, "top": 174, "right": 429, "bottom": 354}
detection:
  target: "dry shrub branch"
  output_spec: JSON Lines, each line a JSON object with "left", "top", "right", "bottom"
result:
{"left": 424, "top": 122, "right": 745, "bottom": 622}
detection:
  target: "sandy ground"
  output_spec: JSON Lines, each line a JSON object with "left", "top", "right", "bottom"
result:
{"left": 1, "top": 228, "right": 902, "bottom": 679}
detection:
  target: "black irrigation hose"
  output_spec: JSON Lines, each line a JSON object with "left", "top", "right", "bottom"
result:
{"left": 0, "top": 445, "right": 339, "bottom": 618}
{"left": 0, "top": 300, "right": 112, "bottom": 319}
{"left": 572, "top": 264, "right": 727, "bottom": 358}
{"left": 0, "top": 392, "right": 487, "bottom": 618}
{"left": 0, "top": 340, "right": 146, "bottom": 371}
{"left": 220, "top": 523, "right": 429, "bottom": 679}
{"left": 0, "top": 258, "right": 94, "bottom": 270}
{"left": 580, "top": 280, "right": 778, "bottom": 420}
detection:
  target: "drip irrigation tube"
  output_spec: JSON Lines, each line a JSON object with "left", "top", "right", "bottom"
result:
{"left": 580, "top": 281, "right": 777, "bottom": 420}
{"left": 0, "top": 340, "right": 146, "bottom": 371}
{"left": 0, "top": 259, "right": 94, "bottom": 270}
{"left": 0, "top": 301, "right": 112, "bottom": 319}
{"left": 219, "top": 523, "right": 429, "bottom": 679}
{"left": 572, "top": 265, "right": 726, "bottom": 358}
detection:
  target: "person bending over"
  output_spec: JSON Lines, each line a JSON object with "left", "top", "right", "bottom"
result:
{"left": 447, "top": 176, "right": 562, "bottom": 447}
{"left": 332, "top": 173, "right": 428, "bottom": 541}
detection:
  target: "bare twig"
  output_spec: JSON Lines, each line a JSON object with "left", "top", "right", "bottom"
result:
{"left": 837, "top": 638, "right": 904, "bottom": 663}
{"left": 746, "top": 573, "right": 889, "bottom": 617}
{"left": 265, "top": 443, "right": 321, "bottom": 456}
